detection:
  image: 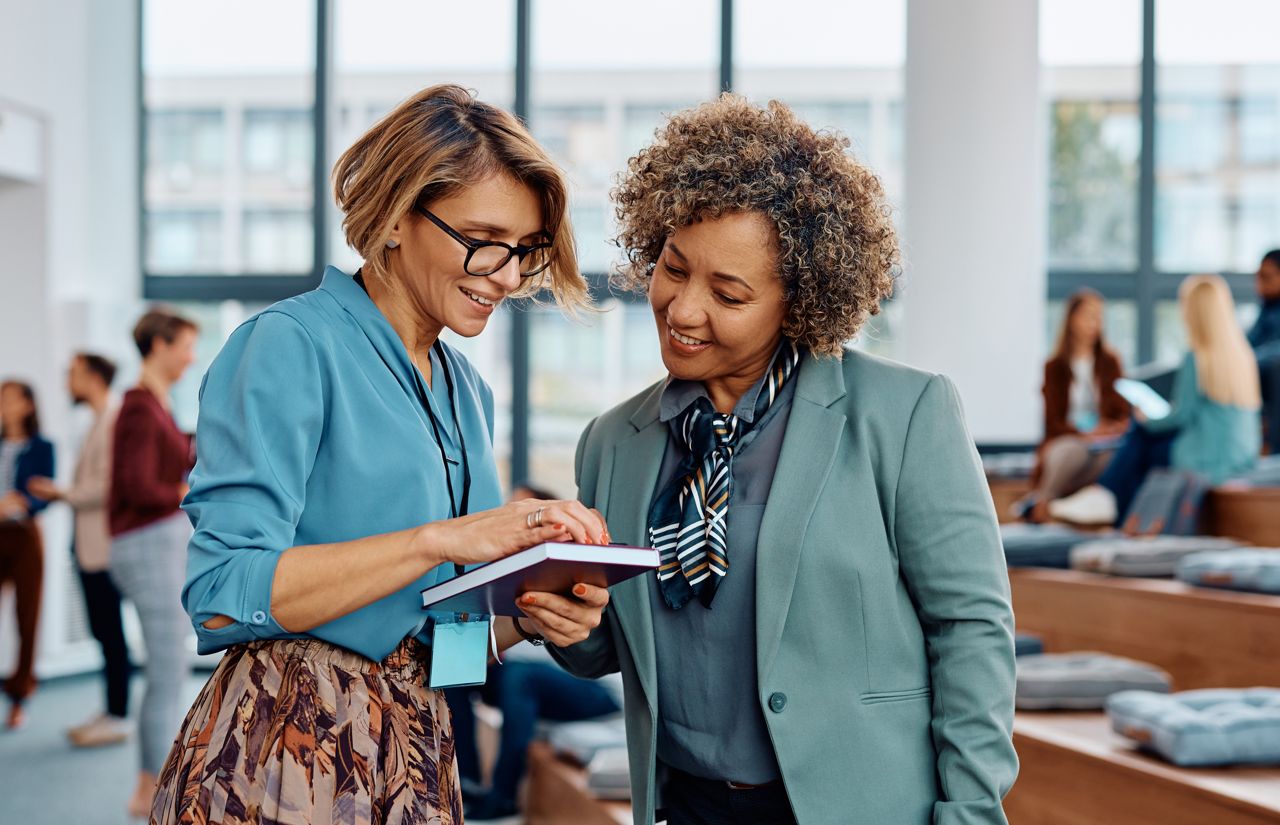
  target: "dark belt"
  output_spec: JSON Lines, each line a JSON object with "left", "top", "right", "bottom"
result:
{"left": 725, "top": 778, "right": 784, "bottom": 791}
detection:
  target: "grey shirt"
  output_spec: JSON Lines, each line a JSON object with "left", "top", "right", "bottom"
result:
{"left": 648, "top": 367, "right": 797, "bottom": 784}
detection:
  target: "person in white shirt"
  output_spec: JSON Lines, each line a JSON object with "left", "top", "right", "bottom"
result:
{"left": 29, "top": 353, "right": 130, "bottom": 747}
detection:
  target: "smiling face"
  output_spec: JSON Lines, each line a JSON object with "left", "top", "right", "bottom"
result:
{"left": 649, "top": 211, "right": 788, "bottom": 390}
{"left": 385, "top": 173, "right": 545, "bottom": 339}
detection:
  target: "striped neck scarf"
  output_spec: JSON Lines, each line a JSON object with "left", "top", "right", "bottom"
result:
{"left": 648, "top": 341, "right": 802, "bottom": 610}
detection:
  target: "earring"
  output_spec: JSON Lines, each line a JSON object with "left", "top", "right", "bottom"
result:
{"left": 385, "top": 240, "right": 399, "bottom": 249}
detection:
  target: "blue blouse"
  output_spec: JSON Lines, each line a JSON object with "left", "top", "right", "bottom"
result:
{"left": 182, "top": 266, "right": 504, "bottom": 661}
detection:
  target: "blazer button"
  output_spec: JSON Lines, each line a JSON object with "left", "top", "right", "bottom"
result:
{"left": 768, "top": 692, "right": 787, "bottom": 713}
{"left": 251, "top": 610, "right": 267, "bottom": 625}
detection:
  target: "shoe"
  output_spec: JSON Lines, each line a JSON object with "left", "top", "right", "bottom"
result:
{"left": 464, "top": 793, "right": 520, "bottom": 823}
{"left": 68, "top": 713, "right": 130, "bottom": 747}
{"left": 1048, "top": 485, "right": 1117, "bottom": 526}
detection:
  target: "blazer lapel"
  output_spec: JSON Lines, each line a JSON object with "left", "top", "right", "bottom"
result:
{"left": 604, "top": 384, "right": 666, "bottom": 711}
{"left": 755, "top": 354, "right": 848, "bottom": 683}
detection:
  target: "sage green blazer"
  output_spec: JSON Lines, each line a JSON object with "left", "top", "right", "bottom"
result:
{"left": 550, "top": 349, "right": 1018, "bottom": 825}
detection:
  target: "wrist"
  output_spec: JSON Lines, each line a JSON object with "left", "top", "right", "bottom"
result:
{"left": 412, "top": 522, "right": 450, "bottom": 569}
{"left": 514, "top": 615, "right": 546, "bottom": 646}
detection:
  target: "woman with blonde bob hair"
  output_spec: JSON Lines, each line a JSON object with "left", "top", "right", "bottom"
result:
{"left": 550, "top": 95, "right": 1018, "bottom": 825}
{"left": 1052, "top": 274, "right": 1261, "bottom": 525}
{"left": 150, "top": 85, "right": 611, "bottom": 824}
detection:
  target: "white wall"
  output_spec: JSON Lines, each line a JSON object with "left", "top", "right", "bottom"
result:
{"left": 902, "top": 0, "right": 1046, "bottom": 443}
{"left": 0, "top": 0, "right": 142, "bottom": 678}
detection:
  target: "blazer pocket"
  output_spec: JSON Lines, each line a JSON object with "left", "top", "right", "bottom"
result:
{"left": 860, "top": 686, "right": 932, "bottom": 705}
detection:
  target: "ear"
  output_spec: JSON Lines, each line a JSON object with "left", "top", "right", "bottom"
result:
{"left": 387, "top": 218, "right": 405, "bottom": 249}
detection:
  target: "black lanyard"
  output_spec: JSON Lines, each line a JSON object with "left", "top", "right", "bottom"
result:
{"left": 355, "top": 272, "right": 471, "bottom": 572}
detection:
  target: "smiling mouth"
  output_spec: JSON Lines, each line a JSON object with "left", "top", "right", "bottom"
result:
{"left": 669, "top": 328, "right": 709, "bottom": 346}
{"left": 460, "top": 286, "right": 500, "bottom": 307}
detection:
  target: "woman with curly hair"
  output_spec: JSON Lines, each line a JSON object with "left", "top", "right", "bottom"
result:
{"left": 545, "top": 96, "right": 1018, "bottom": 825}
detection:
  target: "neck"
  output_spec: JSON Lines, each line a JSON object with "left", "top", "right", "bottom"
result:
{"left": 86, "top": 388, "right": 110, "bottom": 414}
{"left": 702, "top": 341, "right": 781, "bottom": 414}
{"left": 138, "top": 362, "right": 172, "bottom": 406}
{"left": 1070, "top": 342, "right": 1095, "bottom": 361}
{"left": 2, "top": 425, "right": 26, "bottom": 442}
{"left": 364, "top": 270, "right": 443, "bottom": 369}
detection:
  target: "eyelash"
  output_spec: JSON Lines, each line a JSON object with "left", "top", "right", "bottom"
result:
{"left": 662, "top": 261, "right": 743, "bottom": 305}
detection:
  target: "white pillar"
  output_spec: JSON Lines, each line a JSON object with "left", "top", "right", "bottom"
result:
{"left": 902, "top": 0, "right": 1045, "bottom": 443}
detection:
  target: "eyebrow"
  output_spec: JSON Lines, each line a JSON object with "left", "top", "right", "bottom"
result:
{"left": 666, "top": 242, "right": 756, "bottom": 293}
{"left": 460, "top": 221, "right": 547, "bottom": 240}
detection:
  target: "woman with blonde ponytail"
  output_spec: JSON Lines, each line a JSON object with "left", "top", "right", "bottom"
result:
{"left": 1051, "top": 274, "right": 1261, "bottom": 525}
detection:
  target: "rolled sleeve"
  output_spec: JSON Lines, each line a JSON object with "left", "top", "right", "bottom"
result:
{"left": 893, "top": 375, "right": 1018, "bottom": 824}
{"left": 182, "top": 311, "right": 324, "bottom": 652}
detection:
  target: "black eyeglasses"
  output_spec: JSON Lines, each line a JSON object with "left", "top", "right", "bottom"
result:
{"left": 414, "top": 206, "right": 554, "bottom": 278}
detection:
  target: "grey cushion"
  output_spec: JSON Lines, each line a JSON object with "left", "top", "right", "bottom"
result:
{"left": 1015, "top": 633, "right": 1044, "bottom": 657}
{"left": 1069, "top": 536, "right": 1241, "bottom": 577}
{"left": 1016, "top": 652, "right": 1171, "bottom": 710}
{"left": 586, "top": 747, "right": 632, "bottom": 800}
{"left": 1107, "top": 688, "right": 1280, "bottom": 767}
{"left": 1176, "top": 548, "right": 1280, "bottom": 594}
{"left": 547, "top": 716, "right": 627, "bottom": 764}
{"left": 1001, "top": 523, "right": 1103, "bottom": 569}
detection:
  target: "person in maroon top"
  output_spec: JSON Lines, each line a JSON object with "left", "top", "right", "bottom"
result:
{"left": 107, "top": 308, "right": 198, "bottom": 819}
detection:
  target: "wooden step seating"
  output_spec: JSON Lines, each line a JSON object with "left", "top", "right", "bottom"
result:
{"left": 1204, "top": 487, "right": 1280, "bottom": 547}
{"left": 526, "top": 740, "right": 631, "bottom": 825}
{"left": 1006, "top": 711, "right": 1280, "bottom": 825}
{"left": 986, "top": 476, "right": 1280, "bottom": 545}
{"left": 1010, "top": 568, "right": 1280, "bottom": 689}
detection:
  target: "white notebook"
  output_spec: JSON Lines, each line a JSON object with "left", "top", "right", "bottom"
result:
{"left": 420, "top": 542, "right": 659, "bottom": 617}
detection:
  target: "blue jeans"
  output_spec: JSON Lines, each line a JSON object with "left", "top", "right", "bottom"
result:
{"left": 1258, "top": 347, "right": 1280, "bottom": 453}
{"left": 445, "top": 660, "right": 620, "bottom": 805}
{"left": 1098, "top": 421, "right": 1175, "bottom": 525}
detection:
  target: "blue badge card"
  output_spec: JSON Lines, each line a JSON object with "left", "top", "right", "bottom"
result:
{"left": 429, "top": 616, "right": 490, "bottom": 689}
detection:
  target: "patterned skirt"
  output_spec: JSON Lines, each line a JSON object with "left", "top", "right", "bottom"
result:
{"left": 150, "top": 637, "right": 463, "bottom": 825}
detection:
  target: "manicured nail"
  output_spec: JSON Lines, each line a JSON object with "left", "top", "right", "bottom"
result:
{"left": 573, "top": 584, "right": 587, "bottom": 597}
{"left": 552, "top": 523, "right": 566, "bottom": 531}
{"left": 522, "top": 594, "right": 536, "bottom": 605}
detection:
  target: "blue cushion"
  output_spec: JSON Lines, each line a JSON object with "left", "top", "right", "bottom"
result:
{"left": 1107, "top": 688, "right": 1280, "bottom": 767}
{"left": 1001, "top": 523, "right": 1101, "bottom": 569}
{"left": 1070, "top": 536, "right": 1240, "bottom": 577}
{"left": 1176, "top": 549, "right": 1280, "bottom": 594}
{"left": 1016, "top": 653, "right": 1171, "bottom": 710}
{"left": 1015, "top": 633, "right": 1044, "bottom": 657}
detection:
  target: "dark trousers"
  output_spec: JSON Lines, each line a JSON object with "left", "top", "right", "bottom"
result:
{"left": 1098, "top": 421, "right": 1175, "bottom": 524}
{"left": 1259, "top": 350, "right": 1280, "bottom": 454}
{"left": 445, "top": 660, "right": 621, "bottom": 804}
{"left": 664, "top": 768, "right": 798, "bottom": 825}
{"left": 77, "top": 566, "right": 131, "bottom": 718}
{"left": 0, "top": 520, "right": 43, "bottom": 704}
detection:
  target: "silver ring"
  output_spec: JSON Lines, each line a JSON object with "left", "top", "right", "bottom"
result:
{"left": 526, "top": 507, "right": 545, "bottom": 529}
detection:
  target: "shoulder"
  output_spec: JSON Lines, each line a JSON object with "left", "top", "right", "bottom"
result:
{"left": 837, "top": 348, "right": 939, "bottom": 410}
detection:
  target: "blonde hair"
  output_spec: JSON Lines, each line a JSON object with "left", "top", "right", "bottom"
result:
{"left": 333, "top": 84, "right": 589, "bottom": 311}
{"left": 1180, "top": 274, "right": 1261, "bottom": 408}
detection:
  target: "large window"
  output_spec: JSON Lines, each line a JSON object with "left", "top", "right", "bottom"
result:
{"left": 143, "top": 1, "right": 1277, "bottom": 485}
{"left": 142, "top": 0, "right": 316, "bottom": 280}
{"left": 1041, "top": 0, "right": 1277, "bottom": 366}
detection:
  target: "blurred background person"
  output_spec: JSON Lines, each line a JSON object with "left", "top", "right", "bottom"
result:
{"left": 446, "top": 482, "right": 623, "bottom": 822}
{"left": 1052, "top": 274, "right": 1261, "bottom": 525}
{"left": 0, "top": 380, "right": 55, "bottom": 730}
{"left": 1248, "top": 248, "right": 1280, "bottom": 453}
{"left": 1017, "top": 289, "right": 1131, "bottom": 521}
{"left": 107, "top": 309, "right": 198, "bottom": 817}
{"left": 28, "top": 353, "right": 130, "bottom": 747}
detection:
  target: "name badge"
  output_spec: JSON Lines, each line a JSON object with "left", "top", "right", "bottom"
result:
{"left": 429, "top": 615, "right": 490, "bottom": 689}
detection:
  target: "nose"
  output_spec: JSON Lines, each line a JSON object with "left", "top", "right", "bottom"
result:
{"left": 664, "top": 279, "right": 706, "bottom": 330}
{"left": 488, "top": 255, "right": 524, "bottom": 295}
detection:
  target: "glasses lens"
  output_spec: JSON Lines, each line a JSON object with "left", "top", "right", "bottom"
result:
{"left": 467, "top": 245, "right": 512, "bottom": 276}
{"left": 519, "top": 245, "right": 552, "bottom": 277}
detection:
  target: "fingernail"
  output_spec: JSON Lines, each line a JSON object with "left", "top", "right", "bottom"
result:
{"left": 552, "top": 523, "right": 566, "bottom": 531}
{"left": 573, "top": 584, "right": 587, "bottom": 597}
{"left": 522, "top": 595, "right": 535, "bottom": 605}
